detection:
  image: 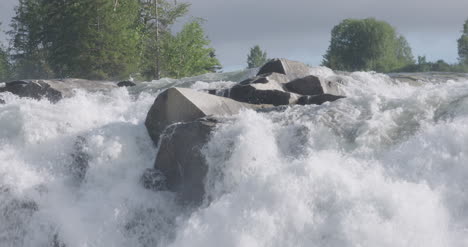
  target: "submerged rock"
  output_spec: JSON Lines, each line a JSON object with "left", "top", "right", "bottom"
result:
{"left": 297, "top": 94, "right": 346, "bottom": 105}
{"left": 70, "top": 136, "right": 90, "bottom": 182}
{"left": 154, "top": 118, "right": 217, "bottom": 204}
{"left": 0, "top": 79, "right": 118, "bottom": 102}
{"left": 145, "top": 87, "right": 263, "bottom": 145}
{"left": 140, "top": 168, "right": 166, "bottom": 191}
{"left": 52, "top": 234, "right": 66, "bottom": 247}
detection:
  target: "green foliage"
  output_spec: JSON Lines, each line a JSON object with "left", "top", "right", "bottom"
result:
{"left": 43, "top": 0, "right": 142, "bottom": 79}
{"left": 9, "top": 0, "right": 54, "bottom": 79}
{"left": 160, "top": 20, "right": 221, "bottom": 78}
{"left": 139, "top": 0, "right": 191, "bottom": 79}
{"left": 458, "top": 19, "right": 468, "bottom": 64}
{"left": 7, "top": 0, "right": 219, "bottom": 80}
{"left": 322, "top": 18, "right": 414, "bottom": 72}
{"left": 247, "top": 45, "right": 268, "bottom": 68}
{"left": 396, "top": 56, "right": 468, "bottom": 73}
{"left": 0, "top": 47, "right": 11, "bottom": 81}
{"left": 9, "top": 0, "right": 142, "bottom": 80}
{"left": 0, "top": 22, "right": 11, "bottom": 81}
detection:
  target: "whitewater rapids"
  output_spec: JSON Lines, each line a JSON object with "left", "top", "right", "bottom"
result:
{"left": 1, "top": 68, "right": 468, "bottom": 247}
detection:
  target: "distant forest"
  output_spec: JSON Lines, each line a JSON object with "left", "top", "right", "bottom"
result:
{"left": 1, "top": 1, "right": 468, "bottom": 82}
{"left": 0, "top": 0, "right": 220, "bottom": 81}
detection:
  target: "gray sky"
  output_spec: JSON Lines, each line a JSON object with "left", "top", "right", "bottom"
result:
{"left": 2, "top": 0, "right": 468, "bottom": 71}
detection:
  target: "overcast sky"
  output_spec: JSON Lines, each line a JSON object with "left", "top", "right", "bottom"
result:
{"left": 2, "top": 0, "right": 468, "bottom": 71}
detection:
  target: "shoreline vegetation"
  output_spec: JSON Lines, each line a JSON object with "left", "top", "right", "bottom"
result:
{"left": 1, "top": 1, "right": 468, "bottom": 83}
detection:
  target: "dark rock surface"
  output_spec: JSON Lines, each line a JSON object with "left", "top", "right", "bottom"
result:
{"left": 257, "top": 58, "right": 311, "bottom": 80}
{"left": 141, "top": 168, "right": 166, "bottom": 191}
{"left": 0, "top": 79, "right": 118, "bottom": 102}
{"left": 117, "top": 80, "right": 136, "bottom": 87}
{"left": 285, "top": 75, "right": 342, "bottom": 96}
{"left": 70, "top": 136, "right": 90, "bottom": 182}
{"left": 154, "top": 118, "right": 217, "bottom": 204}
{"left": 0, "top": 80, "right": 63, "bottom": 103}
{"left": 297, "top": 94, "right": 346, "bottom": 105}
{"left": 222, "top": 73, "right": 299, "bottom": 106}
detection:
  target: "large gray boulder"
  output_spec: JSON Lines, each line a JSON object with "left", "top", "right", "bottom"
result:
{"left": 222, "top": 73, "right": 300, "bottom": 106}
{"left": 285, "top": 75, "right": 342, "bottom": 96}
{"left": 0, "top": 79, "right": 118, "bottom": 102}
{"left": 145, "top": 87, "right": 264, "bottom": 145}
{"left": 257, "top": 58, "right": 311, "bottom": 80}
{"left": 154, "top": 118, "right": 217, "bottom": 204}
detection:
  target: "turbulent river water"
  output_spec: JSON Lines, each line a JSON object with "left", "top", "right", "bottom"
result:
{"left": 1, "top": 68, "right": 468, "bottom": 247}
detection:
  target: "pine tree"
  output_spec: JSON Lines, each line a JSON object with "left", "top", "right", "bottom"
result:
{"left": 139, "top": 0, "right": 190, "bottom": 79}
{"left": 0, "top": 46, "right": 11, "bottom": 81}
{"left": 7, "top": 0, "right": 218, "bottom": 80}
{"left": 42, "top": 0, "right": 142, "bottom": 79}
{"left": 458, "top": 19, "right": 468, "bottom": 64}
{"left": 9, "top": 0, "right": 142, "bottom": 80}
{"left": 247, "top": 45, "right": 268, "bottom": 69}
{"left": 9, "top": 0, "right": 54, "bottom": 79}
{"left": 0, "top": 23, "right": 11, "bottom": 81}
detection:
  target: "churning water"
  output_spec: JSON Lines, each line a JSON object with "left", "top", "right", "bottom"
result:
{"left": 1, "top": 68, "right": 468, "bottom": 247}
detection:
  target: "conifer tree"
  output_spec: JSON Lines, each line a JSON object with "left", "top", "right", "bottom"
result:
{"left": 9, "top": 0, "right": 54, "bottom": 79}
{"left": 247, "top": 45, "right": 268, "bottom": 68}
{"left": 458, "top": 19, "right": 468, "bottom": 64}
{"left": 0, "top": 46, "right": 11, "bottom": 81}
{"left": 0, "top": 23, "right": 11, "bottom": 81}
{"left": 139, "top": 0, "right": 190, "bottom": 79}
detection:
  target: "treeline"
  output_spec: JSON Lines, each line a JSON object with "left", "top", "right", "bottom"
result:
{"left": 0, "top": 0, "right": 220, "bottom": 81}
{"left": 322, "top": 18, "right": 468, "bottom": 73}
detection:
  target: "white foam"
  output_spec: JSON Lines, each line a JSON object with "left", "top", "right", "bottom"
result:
{"left": 1, "top": 72, "right": 468, "bottom": 246}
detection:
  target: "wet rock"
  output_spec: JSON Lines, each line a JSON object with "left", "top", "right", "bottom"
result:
{"left": 141, "top": 168, "right": 166, "bottom": 191}
{"left": 257, "top": 58, "right": 311, "bottom": 80}
{"left": 52, "top": 234, "right": 66, "bottom": 247}
{"left": 0, "top": 186, "right": 39, "bottom": 245}
{"left": 297, "top": 94, "right": 346, "bottom": 105}
{"left": 117, "top": 80, "right": 136, "bottom": 87}
{"left": 145, "top": 87, "right": 262, "bottom": 145}
{"left": 285, "top": 75, "right": 342, "bottom": 96}
{"left": 0, "top": 98, "right": 4, "bottom": 104}
{"left": 41, "top": 78, "right": 118, "bottom": 98}
{"left": 0, "top": 80, "right": 63, "bottom": 103}
{"left": 1, "top": 79, "right": 118, "bottom": 102}
{"left": 70, "top": 136, "right": 90, "bottom": 182}
{"left": 224, "top": 73, "right": 300, "bottom": 106}
{"left": 154, "top": 118, "right": 216, "bottom": 204}
{"left": 239, "top": 72, "right": 290, "bottom": 85}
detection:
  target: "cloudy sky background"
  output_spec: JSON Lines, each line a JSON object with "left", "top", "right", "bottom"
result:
{"left": 1, "top": 0, "right": 468, "bottom": 71}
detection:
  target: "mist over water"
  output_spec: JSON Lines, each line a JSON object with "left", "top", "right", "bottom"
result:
{"left": 1, "top": 69, "right": 468, "bottom": 246}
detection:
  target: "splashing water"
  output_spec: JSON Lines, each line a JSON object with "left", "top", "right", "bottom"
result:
{"left": 1, "top": 69, "right": 468, "bottom": 247}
